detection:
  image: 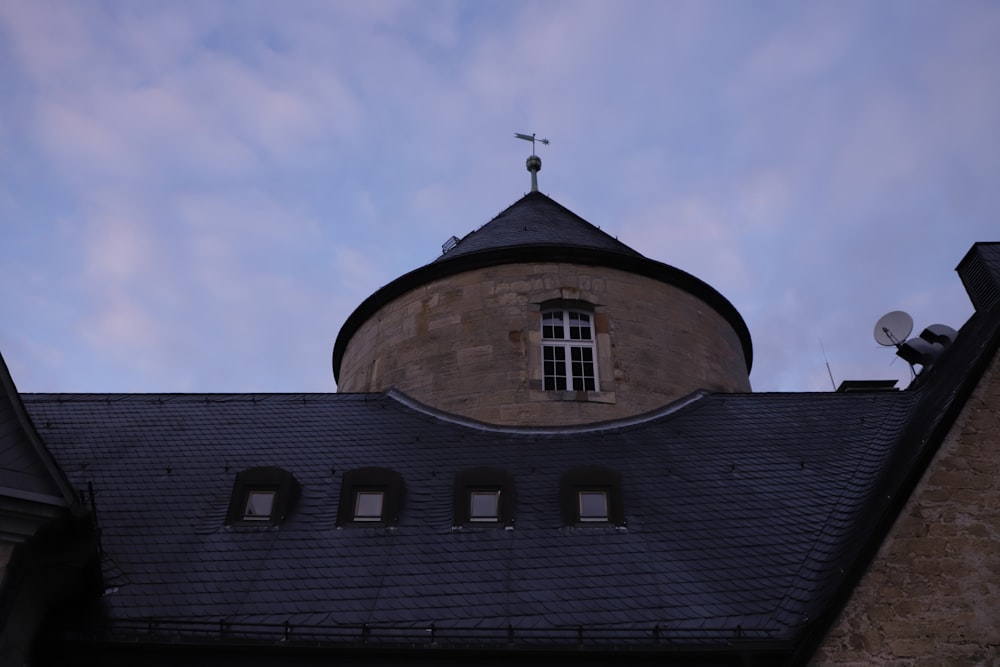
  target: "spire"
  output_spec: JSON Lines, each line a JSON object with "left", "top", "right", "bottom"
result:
{"left": 514, "top": 132, "right": 549, "bottom": 192}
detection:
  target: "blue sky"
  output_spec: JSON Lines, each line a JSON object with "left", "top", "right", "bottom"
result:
{"left": 1, "top": 1, "right": 998, "bottom": 394}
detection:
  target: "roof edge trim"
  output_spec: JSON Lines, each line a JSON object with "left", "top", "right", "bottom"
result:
{"left": 0, "top": 352, "right": 76, "bottom": 506}
{"left": 385, "top": 387, "right": 708, "bottom": 434}
{"left": 0, "top": 485, "right": 69, "bottom": 507}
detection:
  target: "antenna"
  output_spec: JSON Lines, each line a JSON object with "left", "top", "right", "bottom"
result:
{"left": 873, "top": 310, "right": 913, "bottom": 348}
{"left": 514, "top": 132, "right": 550, "bottom": 192}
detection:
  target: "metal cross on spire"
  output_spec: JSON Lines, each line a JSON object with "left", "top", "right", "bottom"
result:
{"left": 514, "top": 132, "right": 550, "bottom": 192}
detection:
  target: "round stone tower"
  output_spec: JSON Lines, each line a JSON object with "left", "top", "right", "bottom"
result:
{"left": 333, "top": 189, "right": 752, "bottom": 427}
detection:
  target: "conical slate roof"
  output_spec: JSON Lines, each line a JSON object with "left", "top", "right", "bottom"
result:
{"left": 435, "top": 191, "right": 642, "bottom": 261}
{"left": 333, "top": 190, "right": 754, "bottom": 381}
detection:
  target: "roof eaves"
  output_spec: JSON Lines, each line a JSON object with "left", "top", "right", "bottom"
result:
{"left": 0, "top": 351, "right": 76, "bottom": 507}
{"left": 334, "top": 246, "right": 753, "bottom": 380}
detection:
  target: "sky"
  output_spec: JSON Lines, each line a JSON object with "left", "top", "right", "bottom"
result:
{"left": 1, "top": 1, "right": 998, "bottom": 395}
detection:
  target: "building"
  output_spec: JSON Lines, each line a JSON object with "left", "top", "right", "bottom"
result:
{"left": 1, "top": 155, "right": 998, "bottom": 665}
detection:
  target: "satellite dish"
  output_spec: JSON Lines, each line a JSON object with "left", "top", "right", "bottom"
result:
{"left": 874, "top": 310, "right": 913, "bottom": 347}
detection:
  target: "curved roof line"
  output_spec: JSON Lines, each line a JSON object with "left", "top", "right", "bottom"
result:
{"left": 384, "top": 387, "right": 709, "bottom": 434}
{"left": 333, "top": 244, "right": 753, "bottom": 381}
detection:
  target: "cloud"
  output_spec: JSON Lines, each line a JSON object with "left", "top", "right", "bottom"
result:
{"left": 734, "top": 169, "right": 793, "bottom": 233}
{"left": 0, "top": 1, "right": 997, "bottom": 396}
{"left": 734, "top": 3, "right": 856, "bottom": 94}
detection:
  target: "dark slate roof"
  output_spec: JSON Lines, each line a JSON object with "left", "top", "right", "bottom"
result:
{"left": 435, "top": 191, "right": 643, "bottom": 261}
{"left": 27, "top": 387, "right": 922, "bottom": 653}
{"left": 332, "top": 192, "right": 753, "bottom": 380}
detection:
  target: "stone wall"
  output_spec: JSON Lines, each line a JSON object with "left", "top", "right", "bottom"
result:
{"left": 813, "top": 350, "right": 1000, "bottom": 665}
{"left": 337, "top": 262, "right": 750, "bottom": 426}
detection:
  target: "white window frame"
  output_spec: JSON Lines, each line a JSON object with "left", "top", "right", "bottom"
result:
{"left": 542, "top": 309, "right": 598, "bottom": 391}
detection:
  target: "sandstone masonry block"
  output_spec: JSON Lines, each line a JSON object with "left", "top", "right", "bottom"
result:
{"left": 339, "top": 263, "right": 750, "bottom": 425}
{"left": 813, "top": 351, "right": 1000, "bottom": 665}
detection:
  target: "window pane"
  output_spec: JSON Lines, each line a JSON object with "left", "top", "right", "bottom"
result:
{"left": 542, "top": 311, "right": 564, "bottom": 339}
{"left": 578, "top": 491, "right": 608, "bottom": 521}
{"left": 469, "top": 490, "right": 500, "bottom": 521}
{"left": 542, "top": 310, "right": 597, "bottom": 393}
{"left": 544, "top": 374, "right": 567, "bottom": 391}
{"left": 570, "top": 347, "right": 596, "bottom": 391}
{"left": 543, "top": 345, "right": 567, "bottom": 391}
{"left": 354, "top": 491, "right": 384, "bottom": 521}
{"left": 244, "top": 490, "right": 275, "bottom": 520}
{"left": 568, "top": 312, "right": 592, "bottom": 340}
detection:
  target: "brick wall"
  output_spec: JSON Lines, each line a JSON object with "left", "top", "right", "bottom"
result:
{"left": 813, "top": 350, "right": 1000, "bottom": 665}
{"left": 338, "top": 262, "right": 750, "bottom": 426}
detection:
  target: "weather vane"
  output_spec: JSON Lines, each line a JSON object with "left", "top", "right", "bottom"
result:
{"left": 514, "top": 132, "right": 550, "bottom": 154}
{"left": 514, "top": 132, "right": 550, "bottom": 192}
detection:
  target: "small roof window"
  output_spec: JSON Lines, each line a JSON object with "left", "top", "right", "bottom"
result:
{"left": 454, "top": 467, "right": 515, "bottom": 528}
{"left": 244, "top": 490, "right": 276, "bottom": 521}
{"left": 560, "top": 466, "right": 624, "bottom": 527}
{"left": 353, "top": 490, "right": 385, "bottom": 522}
{"left": 469, "top": 490, "right": 501, "bottom": 522}
{"left": 337, "top": 468, "right": 405, "bottom": 527}
{"left": 578, "top": 490, "right": 609, "bottom": 522}
{"left": 226, "top": 467, "right": 300, "bottom": 526}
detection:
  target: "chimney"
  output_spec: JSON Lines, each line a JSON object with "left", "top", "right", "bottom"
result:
{"left": 957, "top": 242, "right": 1000, "bottom": 312}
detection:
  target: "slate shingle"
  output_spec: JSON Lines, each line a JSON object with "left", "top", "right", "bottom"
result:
{"left": 23, "top": 387, "right": 926, "bottom": 648}
{"left": 435, "top": 191, "right": 643, "bottom": 261}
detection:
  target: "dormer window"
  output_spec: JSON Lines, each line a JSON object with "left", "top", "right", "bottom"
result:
{"left": 244, "top": 490, "right": 276, "bottom": 521}
{"left": 226, "top": 467, "right": 300, "bottom": 526}
{"left": 454, "top": 467, "right": 515, "bottom": 528}
{"left": 469, "top": 490, "right": 501, "bottom": 522}
{"left": 560, "top": 466, "right": 624, "bottom": 527}
{"left": 542, "top": 309, "right": 597, "bottom": 391}
{"left": 578, "top": 490, "right": 609, "bottom": 522}
{"left": 353, "top": 490, "right": 385, "bottom": 522}
{"left": 337, "top": 468, "right": 405, "bottom": 527}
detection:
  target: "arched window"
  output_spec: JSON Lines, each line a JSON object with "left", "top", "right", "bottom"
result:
{"left": 542, "top": 308, "right": 597, "bottom": 391}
